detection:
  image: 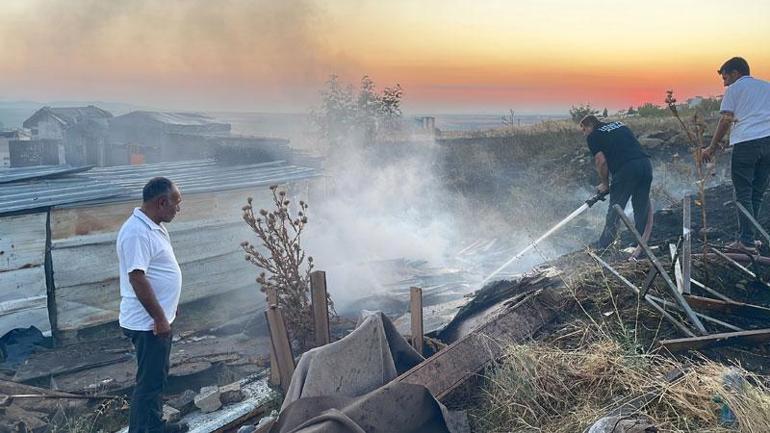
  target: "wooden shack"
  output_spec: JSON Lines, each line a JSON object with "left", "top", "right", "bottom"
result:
{"left": 0, "top": 160, "right": 320, "bottom": 342}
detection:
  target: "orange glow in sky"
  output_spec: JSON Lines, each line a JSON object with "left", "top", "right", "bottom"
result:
{"left": 1, "top": 0, "right": 769, "bottom": 114}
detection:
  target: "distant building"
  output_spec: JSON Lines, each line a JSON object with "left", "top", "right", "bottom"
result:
{"left": 109, "top": 111, "right": 293, "bottom": 165}
{"left": 0, "top": 129, "right": 30, "bottom": 167}
{"left": 687, "top": 96, "right": 704, "bottom": 108}
{"left": 16, "top": 105, "right": 113, "bottom": 167}
{"left": 108, "top": 111, "right": 231, "bottom": 164}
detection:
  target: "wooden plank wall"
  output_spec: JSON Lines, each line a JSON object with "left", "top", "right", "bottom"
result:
{"left": 0, "top": 213, "right": 50, "bottom": 336}
{"left": 50, "top": 185, "right": 300, "bottom": 332}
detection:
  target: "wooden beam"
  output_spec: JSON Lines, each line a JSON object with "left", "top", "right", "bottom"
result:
{"left": 682, "top": 195, "right": 692, "bottom": 294}
{"left": 735, "top": 201, "right": 770, "bottom": 248}
{"left": 410, "top": 287, "right": 424, "bottom": 355}
{"left": 690, "top": 279, "right": 734, "bottom": 302}
{"left": 709, "top": 247, "right": 757, "bottom": 279}
{"left": 669, "top": 243, "right": 684, "bottom": 294}
{"left": 683, "top": 294, "right": 770, "bottom": 321}
{"left": 588, "top": 251, "right": 696, "bottom": 338}
{"left": 265, "top": 306, "right": 295, "bottom": 394}
{"left": 397, "top": 286, "right": 559, "bottom": 400}
{"left": 646, "top": 295, "right": 742, "bottom": 332}
{"left": 265, "top": 288, "right": 281, "bottom": 387}
{"left": 660, "top": 329, "right": 770, "bottom": 353}
{"left": 613, "top": 205, "right": 707, "bottom": 334}
{"left": 310, "top": 271, "right": 331, "bottom": 347}
{"left": 640, "top": 266, "right": 659, "bottom": 298}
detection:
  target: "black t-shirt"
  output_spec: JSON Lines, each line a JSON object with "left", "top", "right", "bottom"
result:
{"left": 586, "top": 121, "right": 649, "bottom": 174}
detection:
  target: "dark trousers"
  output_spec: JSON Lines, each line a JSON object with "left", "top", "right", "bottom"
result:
{"left": 123, "top": 328, "right": 173, "bottom": 433}
{"left": 599, "top": 157, "right": 653, "bottom": 248}
{"left": 731, "top": 136, "right": 770, "bottom": 244}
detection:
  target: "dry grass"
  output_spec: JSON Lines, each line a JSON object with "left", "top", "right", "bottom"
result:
{"left": 469, "top": 333, "right": 770, "bottom": 433}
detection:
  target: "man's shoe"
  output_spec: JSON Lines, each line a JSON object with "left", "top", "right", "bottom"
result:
{"left": 164, "top": 422, "right": 189, "bottom": 433}
{"left": 725, "top": 240, "right": 758, "bottom": 255}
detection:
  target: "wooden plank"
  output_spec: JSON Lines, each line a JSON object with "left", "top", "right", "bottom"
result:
{"left": 265, "top": 306, "right": 295, "bottom": 394}
{"left": 265, "top": 288, "right": 281, "bottom": 387}
{"left": 660, "top": 329, "right": 770, "bottom": 353}
{"left": 310, "top": 271, "right": 331, "bottom": 348}
{"left": 51, "top": 220, "right": 250, "bottom": 288}
{"left": 589, "top": 251, "right": 696, "bottom": 338}
{"left": 410, "top": 287, "right": 424, "bottom": 355}
{"left": 397, "top": 286, "right": 559, "bottom": 400}
{"left": 709, "top": 247, "right": 757, "bottom": 279}
{"left": 735, "top": 201, "right": 770, "bottom": 248}
{"left": 646, "top": 295, "right": 742, "bottom": 332}
{"left": 50, "top": 188, "right": 273, "bottom": 239}
{"left": 613, "top": 205, "right": 707, "bottom": 334}
{"left": 0, "top": 213, "right": 47, "bottom": 272}
{"left": 682, "top": 195, "right": 692, "bottom": 294}
{"left": 55, "top": 250, "right": 255, "bottom": 331}
{"left": 683, "top": 295, "right": 770, "bottom": 321}
{"left": 669, "top": 244, "right": 684, "bottom": 294}
{"left": 690, "top": 279, "right": 734, "bottom": 302}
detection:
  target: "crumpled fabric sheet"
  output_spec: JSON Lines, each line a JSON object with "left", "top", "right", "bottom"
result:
{"left": 273, "top": 312, "right": 469, "bottom": 433}
{"left": 272, "top": 381, "right": 468, "bottom": 433}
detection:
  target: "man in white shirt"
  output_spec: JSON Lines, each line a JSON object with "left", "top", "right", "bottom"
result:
{"left": 117, "top": 177, "right": 185, "bottom": 433}
{"left": 703, "top": 57, "right": 770, "bottom": 254}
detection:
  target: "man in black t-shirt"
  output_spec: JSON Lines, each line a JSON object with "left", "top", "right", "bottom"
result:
{"left": 580, "top": 115, "right": 653, "bottom": 249}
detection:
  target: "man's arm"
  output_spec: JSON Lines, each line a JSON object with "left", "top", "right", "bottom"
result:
{"left": 128, "top": 270, "right": 171, "bottom": 336}
{"left": 703, "top": 112, "right": 734, "bottom": 162}
{"left": 594, "top": 152, "right": 609, "bottom": 193}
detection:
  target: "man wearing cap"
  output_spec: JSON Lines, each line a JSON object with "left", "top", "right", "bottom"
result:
{"left": 703, "top": 57, "right": 770, "bottom": 254}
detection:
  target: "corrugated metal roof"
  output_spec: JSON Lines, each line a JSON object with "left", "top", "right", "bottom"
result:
{"left": 0, "top": 177, "right": 127, "bottom": 215}
{"left": 0, "top": 160, "right": 320, "bottom": 215}
{"left": 0, "top": 165, "right": 94, "bottom": 184}
{"left": 114, "top": 111, "right": 227, "bottom": 127}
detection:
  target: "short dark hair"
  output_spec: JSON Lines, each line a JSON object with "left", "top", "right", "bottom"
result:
{"left": 580, "top": 114, "right": 601, "bottom": 128}
{"left": 718, "top": 57, "right": 750, "bottom": 76}
{"left": 142, "top": 177, "right": 174, "bottom": 202}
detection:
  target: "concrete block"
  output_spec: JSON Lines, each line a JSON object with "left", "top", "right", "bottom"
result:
{"left": 194, "top": 386, "right": 222, "bottom": 413}
{"left": 168, "top": 389, "right": 197, "bottom": 414}
{"left": 220, "top": 382, "right": 245, "bottom": 404}
{"left": 163, "top": 405, "right": 181, "bottom": 423}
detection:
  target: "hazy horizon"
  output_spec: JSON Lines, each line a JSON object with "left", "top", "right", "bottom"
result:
{"left": 2, "top": 0, "right": 767, "bottom": 115}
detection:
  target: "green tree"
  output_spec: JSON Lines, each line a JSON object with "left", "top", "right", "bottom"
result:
{"left": 636, "top": 102, "right": 667, "bottom": 118}
{"left": 602, "top": 108, "right": 608, "bottom": 118}
{"left": 569, "top": 104, "right": 599, "bottom": 123}
{"left": 312, "top": 74, "right": 403, "bottom": 148}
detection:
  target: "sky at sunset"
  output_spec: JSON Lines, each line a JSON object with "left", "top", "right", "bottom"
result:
{"left": 1, "top": 0, "right": 769, "bottom": 114}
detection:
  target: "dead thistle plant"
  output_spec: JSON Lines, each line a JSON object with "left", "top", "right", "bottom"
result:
{"left": 666, "top": 90, "right": 714, "bottom": 250}
{"left": 241, "top": 185, "right": 332, "bottom": 351}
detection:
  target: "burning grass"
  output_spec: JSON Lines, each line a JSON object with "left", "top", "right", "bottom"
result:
{"left": 469, "top": 331, "right": 770, "bottom": 433}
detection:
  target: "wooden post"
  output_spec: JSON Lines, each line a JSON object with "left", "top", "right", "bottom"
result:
{"left": 613, "top": 205, "right": 707, "bottom": 335}
{"left": 265, "top": 305, "right": 295, "bottom": 393}
{"left": 410, "top": 287, "right": 424, "bottom": 355}
{"left": 682, "top": 195, "right": 692, "bottom": 294}
{"left": 265, "top": 288, "right": 282, "bottom": 388}
{"left": 669, "top": 244, "right": 684, "bottom": 294}
{"left": 310, "top": 271, "right": 331, "bottom": 347}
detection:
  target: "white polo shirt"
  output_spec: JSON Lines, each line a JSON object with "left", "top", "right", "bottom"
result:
{"left": 720, "top": 76, "right": 770, "bottom": 145}
{"left": 117, "top": 208, "right": 182, "bottom": 331}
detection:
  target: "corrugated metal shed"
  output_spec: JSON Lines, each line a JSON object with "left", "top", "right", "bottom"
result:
{"left": 82, "top": 159, "right": 318, "bottom": 199}
{"left": 0, "top": 165, "right": 94, "bottom": 184}
{"left": 0, "top": 160, "right": 320, "bottom": 215}
{"left": 0, "top": 177, "right": 127, "bottom": 216}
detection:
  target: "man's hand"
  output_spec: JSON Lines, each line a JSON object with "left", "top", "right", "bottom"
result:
{"left": 701, "top": 145, "right": 717, "bottom": 163}
{"left": 596, "top": 183, "right": 609, "bottom": 194}
{"left": 154, "top": 317, "right": 171, "bottom": 336}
